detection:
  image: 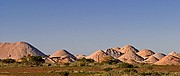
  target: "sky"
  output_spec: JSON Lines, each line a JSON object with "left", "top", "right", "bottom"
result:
{"left": 0, "top": 0, "right": 180, "bottom": 55}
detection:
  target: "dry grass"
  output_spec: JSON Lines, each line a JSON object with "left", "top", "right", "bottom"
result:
{"left": 0, "top": 63, "right": 180, "bottom": 76}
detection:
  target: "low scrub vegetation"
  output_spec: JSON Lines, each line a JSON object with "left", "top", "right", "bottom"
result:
{"left": 20, "top": 56, "right": 45, "bottom": 66}
{"left": 1, "top": 59, "right": 16, "bottom": 63}
{"left": 118, "top": 63, "right": 136, "bottom": 68}
{"left": 77, "top": 58, "right": 95, "bottom": 63}
{"left": 0, "top": 57, "right": 180, "bottom": 76}
{"left": 103, "top": 67, "right": 113, "bottom": 71}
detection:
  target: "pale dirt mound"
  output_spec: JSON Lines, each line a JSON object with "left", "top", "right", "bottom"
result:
{"left": 154, "top": 55, "right": 180, "bottom": 65}
{"left": 126, "top": 59, "right": 139, "bottom": 64}
{"left": 168, "top": 52, "right": 177, "bottom": 56}
{"left": 144, "top": 56, "right": 159, "bottom": 63}
{"left": 75, "top": 54, "right": 86, "bottom": 59}
{"left": 86, "top": 50, "right": 109, "bottom": 62}
{"left": 50, "top": 50, "right": 77, "bottom": 63}
{"left": 168, "top": 52, "right": 180, "bottom": 58}
{"left": 137, "top": 49, "right": 155, "bottom": 59}
{"left": 118, "top": 50, "right": 144, "bottom": 62}
{"left": 0, "top": 42, "right": 45, "bottom": 59}
{"left": 152, "top": 53, "right": 166, "bottom": 60}
{"left": 105, "top": 48, "right": 122, "bottom": 59}
{"left": 119, "top": 45, "right": 139, "bottom": 53}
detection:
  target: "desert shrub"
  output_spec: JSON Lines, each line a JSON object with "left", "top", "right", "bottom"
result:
{"left": 118, "top": 63, "right": 135, "bottom": 68}
{"left": 1, "top": 59, "right": 15, "bottom": 63}
{"left": 104, "top": 67, "right": 113, "bottom": 71}
{"left": 73, "top": 58, "right": 94, "bottom": 67}
{"left": 93, "top": 62, "right": 102, "bottom": 66}
{"left": 48, "top": 70, "right": 55, "bottom": 73}
{"left": 101, "top": 59, "right": 120, "bottom": 65}
{"left": 139, "top": 71, "right": 168, "bottom": 76}
{"left": 63, "top": 63, "right": 70, "bottom": 67}
{"left": 101, "top": 56, "right": 120, "bottom": 65}
{"left": 79, "top": 62, "right": 86, "bottom": 67}
{"left": 29, "top": 56, "right": 44, "bottom": 63}
{"left": 77, "top": 58, "right": 95, "bottom": 63}
{"left": 70, "top": 62, "right": 86, "bottom": 67}
{"left": 48, "top": 64, "right": 52, "bottom": 67}
{"left": 20, "top": 56, "right": 45, "bottom": 66}
{"left": 147, "top": 65, "right": 153, "bottom": 70}
{"left": 57, "top": 71, "right": 69, "bottom": 76}
{"left": 168, "top": 72, "right": 180, "bottom": 76}
{"left": 120, "top": 68, "right": 138, "bottom": 75}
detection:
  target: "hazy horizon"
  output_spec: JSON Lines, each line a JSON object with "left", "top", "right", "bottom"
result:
{"left": 1, "top": 0, "right": 180, "bottom": 55}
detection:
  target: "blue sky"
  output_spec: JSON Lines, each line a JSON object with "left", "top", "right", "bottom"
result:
{"left": 0, "top": 0, "right": 180, "bottom": 55}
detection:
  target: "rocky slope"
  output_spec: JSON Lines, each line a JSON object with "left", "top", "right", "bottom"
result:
{"left": 0, "top": 42, "right": 45, "bottom": 59}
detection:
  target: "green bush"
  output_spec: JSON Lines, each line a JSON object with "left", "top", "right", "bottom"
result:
{"left": 139, "top": 71, "right": 168, "bottom": 76}
{"left": 118, "top": 63, "right": 135, "bottom": 68}
{"left": 120, "top": 68, "right": 138, "bottom": 74}
{"left": 101, "top": 56, "right": 120, "bottom": 65}
{"left": 79, "top": 62, "right": 86, "bottom": 67}
{"left": 147, "top": 65, "right": 153, "bottom": 70}
{"left": 63, "top": 63, "right": 70, "bottom": 67}
{"left": 93, "top": 62, "right": 102, "bottom": 65}
{"left": 1, "top": 59, "right": 16, "bottom": 63}
{"left": 101, "top": 59, "right": 120, "bottom": 65}
{"left": 20, "top": 56, "right": 45, "bottom": 66}
{"left": 70, "top": 62, "right": 87, "bottom": 67}
{"left": 77, "top": 58, "right": 94, "bottom": 63}
{"left": 104, "top": 67, "right": 113, "bottom": 71}
{"left": 57, "top": 71, "right": 69, "bottom": 76}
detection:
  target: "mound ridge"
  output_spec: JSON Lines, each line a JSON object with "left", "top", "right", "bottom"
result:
{"left": 168, "top": 52, "right": 180, "bottom": 58}
{"left": 119, "top": 45, "right": 139, "bottom": 53}
{"left": 112, "top": 47, "right": 121, "bottom": 51}
{"left": 152, "top": 53, "right": 166, "bottom": 60}
{"left": 144, "top": 56, "right": 159, "bottom": 63}
{"left": 118, "top": 50, "right": 144, "bottom": 62}
{"left": 137, "top": 49, "right": 155, "bottom": 59}
{"left": 154, "top": 55, "right": 180, "bottom": 65}
{"left": 0, "top": 42, "right": 45, "bottom": 59}
{"left": 86, "top": 50, "right": 109, "bottom": 62}
{"left": 50, "top": 50, "right": 77, "bottom": 63}
{"left": 105, "top": 48, "right": 122, "bottom": 58}
{"left": 75, "top": 54, "right": 86, "bottom": 59}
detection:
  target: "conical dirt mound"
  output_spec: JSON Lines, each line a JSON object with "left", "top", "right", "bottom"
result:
{"left": 168, "top": 52, "right": 177, "bottom": 55}
{"left": 144, "top": 56, "right": 159, "bottom": 63}
{"left": 119, "top": 45, "right": 139, "bottom": 53}
{"left": 152, "top": 53, "right": 166, "bottom": 60}
{"left": 50, "top": 50, "right": 77, "bottom": 63}
{"left": 0, "top": 42, "right": 45, "bottom": 59}
{"left": 137, "top": 49, "right": 155, "bottom": 59}
{"left": 154, "top": 55, "right": 180, "bottom": 65}
{"left": 75, "top": 54, "right": 86, "bottom": 59}
{"left": 86, "top": 50, "right": 109, "bottom": 62}
{"left": 168, "top": 52, "right": 180, "bottom": 58}
{"left": 105, "top": 48, "right": 122, "bottom": 58}
{"left": 118, "top": 50, "right": 144, "bottom": 62}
